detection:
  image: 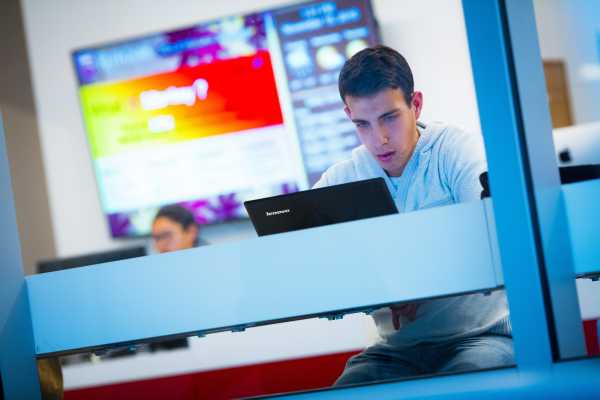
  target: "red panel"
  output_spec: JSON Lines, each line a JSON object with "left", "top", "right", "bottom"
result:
{"left": 128, "top": 50, "right": 284, "bottom": 140}
{"left": 583, "top": 319, "right": 600, "bottom": 356}
{"left": 65, "top": 350, "right": 359, "bottom": 400}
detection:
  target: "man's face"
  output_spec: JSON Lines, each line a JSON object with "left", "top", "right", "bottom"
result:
{"left": 151, "top": 217, "right": 197, "bottom": 253}
{"left": 344, "top": 88, "right": 423, "bottom": 176}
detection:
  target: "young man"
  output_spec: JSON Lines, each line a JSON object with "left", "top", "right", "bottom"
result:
{"left": 314, "top": 45, "right": 513, "bottom": 385}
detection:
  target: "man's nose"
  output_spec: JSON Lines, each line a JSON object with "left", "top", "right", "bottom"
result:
{"left": 373, "top": 126, "right": 389, "bottom": 145}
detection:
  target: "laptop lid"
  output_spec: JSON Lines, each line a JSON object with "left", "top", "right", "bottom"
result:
{"left": 244, "top": 178, "right": 398, "bottom": 236}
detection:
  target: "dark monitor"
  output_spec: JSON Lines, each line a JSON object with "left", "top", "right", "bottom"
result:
{"left": 244, "top": 178, "right": 398, "bottom": 236}
{"left": 36, "top": 246, "right": 146, "bottom": 274}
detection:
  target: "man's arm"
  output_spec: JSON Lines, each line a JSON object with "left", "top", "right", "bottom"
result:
{"left": 312, "top": 159, "right": 356, "bottom": 189}
{"left": 312, "top": 173, "right": 329, "bottom": 189}
{"left": 443, "top": 128, "right": 487, "bottom": 202}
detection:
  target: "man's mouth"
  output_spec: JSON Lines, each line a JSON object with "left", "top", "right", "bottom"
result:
{"left": 377, "top": 151, "right": 395, "bottom": 162}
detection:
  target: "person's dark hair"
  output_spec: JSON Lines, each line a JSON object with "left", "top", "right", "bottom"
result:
{"left": 154, "top": 204, "right": 197, "bottom": 230}
{"left": 338, "top": 45, "right": 414, "bottom": 104}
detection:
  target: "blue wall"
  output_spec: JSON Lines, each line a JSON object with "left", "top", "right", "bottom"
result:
{"left": 0, "top": 114, "right": 40, "bottom": 398}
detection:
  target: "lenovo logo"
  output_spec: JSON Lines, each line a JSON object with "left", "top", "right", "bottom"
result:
{"left": 265, "top": 209, "right": 291, "bottom": 217}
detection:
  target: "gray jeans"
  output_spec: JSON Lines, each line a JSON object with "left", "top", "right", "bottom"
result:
{"left": 335, "top": 334, "right": 514, "bottom": 386}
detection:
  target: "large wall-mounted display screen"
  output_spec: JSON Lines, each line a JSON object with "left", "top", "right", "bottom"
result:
{"left": 73, "top": 0, "right": 380, "bottom": 237}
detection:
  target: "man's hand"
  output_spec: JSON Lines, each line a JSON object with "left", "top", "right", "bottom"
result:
{"left": 390, "top": 303, "right": 421, "bottom": 330}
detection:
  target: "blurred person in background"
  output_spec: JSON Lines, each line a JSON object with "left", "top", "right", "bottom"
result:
{"left": 151, "top": 204, "right": 200, "bottom": 253}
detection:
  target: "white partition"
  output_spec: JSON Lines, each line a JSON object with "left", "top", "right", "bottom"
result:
{"left": 27, "top": 200, "right": 501, "bottom": 356}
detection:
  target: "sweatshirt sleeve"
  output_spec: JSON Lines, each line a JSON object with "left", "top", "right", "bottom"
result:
{"left": 312, "top": 159, "right": 356, "bottom": 189}
{"left": 442, "top": 128, "right": 488, "bottom": 202}
{"left": 312, "top": 171, "right": 330, "bottom": 189}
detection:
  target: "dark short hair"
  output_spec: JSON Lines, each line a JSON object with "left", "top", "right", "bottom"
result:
{"left": 338, "top": 45, "right": 414, "bottom": 104}
{"left": 154, "top": 204, "right": 197, "bottom": 230}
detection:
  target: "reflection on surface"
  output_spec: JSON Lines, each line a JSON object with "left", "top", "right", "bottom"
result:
{"left": 534, "top": 0, "right": 600, "bottom": 359}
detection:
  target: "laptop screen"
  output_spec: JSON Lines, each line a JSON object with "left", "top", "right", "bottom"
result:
{"left": 244, "top": 178, "right": 398, "bottom": 236}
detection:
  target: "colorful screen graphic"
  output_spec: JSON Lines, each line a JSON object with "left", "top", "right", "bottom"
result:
{"left": 73, "top": 0, "right": 380, "bottom": 237}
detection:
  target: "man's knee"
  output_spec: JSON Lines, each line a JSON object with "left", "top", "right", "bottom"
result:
{"left": 334, "top": 363, "right": 374, "bottom": 386}
{"left": 440, "top": 335, "right": 514, "bottom": 373}
{"left": 333, "top": 351, "right": 374, "bottom": 386}
{"left": 334, "top": 347, "right": 420, "bottom": 386}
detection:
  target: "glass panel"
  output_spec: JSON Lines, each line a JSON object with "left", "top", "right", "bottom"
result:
{"left": 533, "top": 0, "right": 600, "bottom": 359}
{"left": 534, "top": 0, "right": 600, "bottom": 161}
{"left": 21, "top": 0, "right": 518, "bottom": 398}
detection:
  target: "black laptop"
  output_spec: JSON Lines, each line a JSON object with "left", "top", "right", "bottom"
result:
{"left": 244, "top": 178, "right": 398, "bottom": 236}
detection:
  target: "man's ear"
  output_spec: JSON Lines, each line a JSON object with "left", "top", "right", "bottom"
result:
{"left": 343, "top": 104, "right": 351, "bottom": 119}
{"left": 411, "top": 91, "right": 424, "bottom": 120}
{"left": 186, "top": 225, "right": 199, "bottom": 243}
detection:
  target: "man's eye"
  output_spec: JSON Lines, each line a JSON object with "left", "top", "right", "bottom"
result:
{"left": 153, "top": 232, "right": 173, "bottom": 242}
{"left": 383, "top": 114, "right": 398, "bottom": 122}
{"left": 355, "top": 121, "right": 368, "bottom": 128}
